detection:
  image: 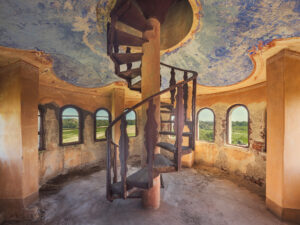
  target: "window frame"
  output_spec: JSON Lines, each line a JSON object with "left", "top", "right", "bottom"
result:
{"left": 94, "top": 108, "right": 111, "bottom": 142}
{"left": 59, "top": 105, "right": 83, "bottom": 146}
{"left": 124, "top": 109, "right": 138, "bottom": 138}
{"left": 38, "top": 105, "right": 46, "bottom": 151}
{"left": 197, "top": 107, "right": 216, "bottom": 143}
{"left": 226, "top": 104, "right": 250, "bottom": 148}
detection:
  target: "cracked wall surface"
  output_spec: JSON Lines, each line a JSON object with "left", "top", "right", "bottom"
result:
{"left": 195, "top": 83, "right": 267, "bottom": 185}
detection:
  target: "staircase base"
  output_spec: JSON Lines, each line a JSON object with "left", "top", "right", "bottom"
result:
{"left": 142, "top": 175, "right": 161, "bottom": 209}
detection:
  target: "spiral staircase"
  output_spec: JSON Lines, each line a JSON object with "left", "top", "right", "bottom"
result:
{"left": 106, "top": 0, "right": 198, "bottom": 201}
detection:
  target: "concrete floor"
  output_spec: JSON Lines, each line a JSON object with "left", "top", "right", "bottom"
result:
{"left": 5, "top": 165, "right": 295, "bottom": 225}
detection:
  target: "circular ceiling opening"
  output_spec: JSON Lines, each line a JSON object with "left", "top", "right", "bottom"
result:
{"left": 160, "top": 0, "right": 193, "bottom": 51}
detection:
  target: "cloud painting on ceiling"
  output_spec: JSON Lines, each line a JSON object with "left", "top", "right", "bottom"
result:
{"left": 0, "top": 0, "right": 299, "bottom": 87}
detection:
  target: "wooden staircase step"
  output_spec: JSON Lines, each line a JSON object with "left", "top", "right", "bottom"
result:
{"left": 111, "top": 182, "right": 142, "bottom": 199}
{"left": 119, "top": 68, "right": 141, "bottom": 79}
{"left": 117, "top": 1, "right": 153, "bottom": 32}
{"left": 130, "top": 80, "right": 141, "bottom": 91}
{"left": 112, "top": 53, "right": 143, "bottom": 65}
{"left": 126, "top": 167, "right": 159, "bottom": 189}
{"left": 156, "top": 142, "right": 191, "bottom": 155}
{"left": 154, "top": 154, "right": 176, "bottom": 173}
{"left": 160, "top": 105, "right": 173, "bottom": 110}
{"left": 127, "top": 190, "right": 143, "bottom": 198}
{"left": 114, "top": 29, "right": 148, "bottom": 46}
{"left": 160, "top": 110, "right": 172, "bottom": 114}
{"left": 161, "top": 102, "right": 173, "bottom": 106}
{"left": 111, "top": 182, "right": 123, "bottom": 196}
{"left": 159, "top": 131, "right": 192, "bottom": 136}
{"left": 161, "top": 120, "right": 175, "bottom": 123}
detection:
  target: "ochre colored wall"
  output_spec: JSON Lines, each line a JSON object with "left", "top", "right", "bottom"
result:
{"left": 283, "top": 51, "right": 300, "bottom": 210}
{"left": 195, "top": 83, "right": 267, "bottom": 184}
{"left": 38, "top": 103, "right": 109, "bottom": 184}
{"left": 20, "top": 61, "right": 40, "bottom": 201}
{"left": 0, "top": 62, "right": 23, "bottom": 200}
{"left": 0, "top": 61, "right": 39, "bottom": 219}
{"left": 266, "top": 49, "right": 300, "bottom": 223}
{"left": 38, "top": 86, "right": 144, "bottom": 184}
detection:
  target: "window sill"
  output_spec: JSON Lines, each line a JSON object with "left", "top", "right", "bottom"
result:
{"left": 224, "top": 143, "right": 249, "bottom": 151}
{"left": 197, "top": 140, "right": 215, "bottom": 144}
{"left": 60, "top": 142, "right": 83, "bottom": 147}
{"left": 95, "top": 139, "right": 107, "bottom": 142}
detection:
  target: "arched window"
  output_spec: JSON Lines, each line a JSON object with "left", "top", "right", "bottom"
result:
{"left": 227, "top": 105, "right": 249, "bottom": 147}
{"left": 197, "top": 108, "right": 215, "bottom": 142}
{"left": 38, "top": 106, "right": 45, "bottom": 150}
{"left": 95, "top": 108, "right": 111, "bottom": 141}
{"left": 60, "top": 106, "right": 82, "bottom": 145}
{"left": 125, "top": 110, "right": 137, "bottom": 137}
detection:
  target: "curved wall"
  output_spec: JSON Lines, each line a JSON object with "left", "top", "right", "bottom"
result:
{"left": 195, "top": 82, "right": 267, "bottom": 185}
{"left": 38, "top": 84, "right": 143, "bottom": 185}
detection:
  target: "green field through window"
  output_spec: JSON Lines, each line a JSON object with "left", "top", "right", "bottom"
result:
{"left": 126, "top": 110, "right": 136, "bottom": 137}
{"left": 229, "top": 106, "right": 248, "bottom": 146}
{"left": 231, "top": 121, "right": 248, "bottom": 145}
{"left": 62, "top": 108, "right": 80, "bottom": 144}
{"left": 198, "top": 109, "right": 214, "bottom": 142}
{"left": 96, "top": 109, "right": 110, "bottom": 140}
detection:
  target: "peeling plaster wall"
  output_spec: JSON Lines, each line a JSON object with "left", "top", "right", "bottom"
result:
{"left": 195, "top": 83, "right": 267, "bottom": 185}
{"left": 38, "top": 89, "right": 144, "bottom": 184}
{"left": 38, "top": 103, "right": 107, "bottom": 185}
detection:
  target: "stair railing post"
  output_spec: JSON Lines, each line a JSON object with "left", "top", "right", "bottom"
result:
{"left": 113, "top": 143, "right": 118, "bottom": 184}
{"left": 192, "top": 76, "right": 197, "bottom": 150}
{"left": 119, "top": 115, "right": 129, "bottom": 199}
{"left": 106, "top": 128, "right": 112, "bottom": 201}
{"left": 175, "top": 84, "right": 184, "bottom": 171}
{"left": 170, "top": 68, "right": 176, "bottom": 105}
{"left": 183, "top": 71, "right": 188, "bottom": 121}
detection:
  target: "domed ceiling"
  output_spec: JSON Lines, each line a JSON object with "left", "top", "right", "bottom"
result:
{"left": 0, "top": 0, "right": 299, "bottom": 87}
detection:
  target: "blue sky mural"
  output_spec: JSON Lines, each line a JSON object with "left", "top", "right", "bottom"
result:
{"left": 0, "top": 0, "right": 299, "bottom": 87}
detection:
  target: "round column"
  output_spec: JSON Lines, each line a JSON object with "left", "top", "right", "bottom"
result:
{"left": 141, "top": 18, "right": 161, "bottom": 209}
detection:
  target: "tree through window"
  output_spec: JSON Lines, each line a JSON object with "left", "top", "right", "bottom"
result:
{"left": 61, "top": 106, "right": 81, "bottom": 145}
{"left": 197, "top": 108, "right": 215, "bottom": 142}
{"left": 95, "top": 108, "right": 110, "bottom": 141}
{"left": 227, "top": 105, "right": 249, "bottom": 147}
{"left": 125, "top": 110, "right": 137, "bottom": 137}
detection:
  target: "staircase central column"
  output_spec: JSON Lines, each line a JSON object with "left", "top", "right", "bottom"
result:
{"left": 141, "top": 18, "right": 161, "bottom": 209}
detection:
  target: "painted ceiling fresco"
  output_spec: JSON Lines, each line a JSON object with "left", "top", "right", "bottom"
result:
{"left": 0, "top": 0, "right": 299, "bottom": 87}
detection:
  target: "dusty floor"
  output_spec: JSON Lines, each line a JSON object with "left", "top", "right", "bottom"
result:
{"left": 5, "top": 165, "right": 295, "bottom": 225}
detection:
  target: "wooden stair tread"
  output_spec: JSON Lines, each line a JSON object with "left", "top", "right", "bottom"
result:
{"left": 111, "top": 182, "right": 142, "bottom": 199}
{"left": 119, "top": 155, "right": 174, "bottom": 190}
{"left": 161, "top": 102, "right": 173, "bottom": 106}
{"left": 111, "top": 182, "right": 122, "bottom": 196}
{"left": 127, "top": 167, "right": 158, "bottom": 189}
{"left": 114, "top": 29, "right": 148, "bottom": 46}
{"left": 127, "top": 190, "right": 142, "bottom": 198}
{"left": 119, "top": 68, "right": 141, "bottom": 79}
{"left": 130, "top": 80, "right": 141, "bottom": 91}
{"left": 112, "top": 53, "right": 143, "bottom": 65}
{"left": 154, "top": 154, "right": 175, "bottom": 173}
{"left": 159, "top": 131, "right": 192, "bottom": 136}
{"left": 160, "top": 110, "right": 172, "bottom": 113}
{"left": 161, "top": 120, "right": 175, "bottom": 123}
{"left": 160, "top": 103, "right": 173, "bottom": 110}
{"left": 156, "top": 142, "right": 191, "bottom": 154}
{"left": 117, "top": 1, "right": 153, "bottom": 32}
